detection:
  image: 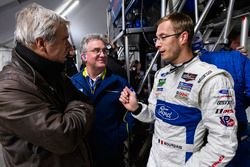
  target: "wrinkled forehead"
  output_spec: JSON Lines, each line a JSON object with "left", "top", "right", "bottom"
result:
{"left": 86, "top": 39, "right": 105, "bottom": 49}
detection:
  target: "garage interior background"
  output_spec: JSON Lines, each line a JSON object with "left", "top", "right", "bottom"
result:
{"left": 0, "top": 0, "right": 250, "bottom": 166}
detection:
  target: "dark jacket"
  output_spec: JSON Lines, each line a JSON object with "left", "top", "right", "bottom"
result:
{"left": 0, "top": 43, "right": 94, "bottom": 167}
{"left": 200, "top": 49, "right": 250, "bottom": 137}
{"left": 71, "top": 68, "right": 135, "bottom": 167}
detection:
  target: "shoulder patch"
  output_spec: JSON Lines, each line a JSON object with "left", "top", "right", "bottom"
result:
{"left": 181, "top": 72, "right": 197, "bottom": 81}
{"left": 197, "top": 70, "right": 212, "bottom": 83}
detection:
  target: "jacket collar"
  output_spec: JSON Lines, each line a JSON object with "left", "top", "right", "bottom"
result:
{"left": 82, "top": 67, "right": 107, "bottom": 81}
{"left": 15, "top": 42, "right": 64, "bottom": 78}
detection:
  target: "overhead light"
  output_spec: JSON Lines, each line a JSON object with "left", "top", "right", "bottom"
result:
{"left": 55, "top": 0, "right": 79, "bottom": 17}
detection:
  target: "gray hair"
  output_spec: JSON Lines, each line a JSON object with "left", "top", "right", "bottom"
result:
{"left": 80, "top": 33, "right": 108, "bottom": 54}
{"left": 14, "top": 3, "right": 70, "bottom": 47}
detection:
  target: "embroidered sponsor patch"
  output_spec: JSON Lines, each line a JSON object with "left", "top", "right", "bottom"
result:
{"left": 219, "top": 89, "right": 229, "bottom": 94}
{"left": 215, "top": 109, "right": 234, "bottom": 114}
{"left": 161, "top": 72, "right": 168, "bottom": 77}
{"left": 220, "top": 116, "right": 235, "bottom": 127}
{"left": 198, "top": 70, "right": 212, "bottom": 83}
{"left": 217, "top": 100, "right": 233, "bottom": 105}
{"left": 157, "top": 139, "right": 182, "bottom": 149}
{"left": 157, "top": 79, "right": 166, "bottom": 87}
{"left": 157, "top": 87, "right": 164, "bottom": 91}
{"left": 156, "top": 105, "right": 179, "bottom": 121}
{"left": 181, "top": 72, "right": 197, "bottom": 81}
{"left": 177, "top": 82, "right": 193, "bottom": 92}
{"left": 211, "top": 155, "right": 225, "bottom": 167}
{"left": 175, "top": 91, "right": 189, "bottom": 100}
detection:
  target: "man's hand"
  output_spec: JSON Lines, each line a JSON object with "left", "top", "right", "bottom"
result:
{"left": 119, "top": 86, "right": 139, "bottom": 112}
{"left": 236, "top": 46, "right": 248, "bottom": 56}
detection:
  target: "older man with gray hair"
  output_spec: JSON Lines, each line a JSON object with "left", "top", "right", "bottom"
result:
{"left": 71, "top": 33, "right": 135, "bottom": 167}
{"left": 0, "top": 3, "right": 94, "bottom": 167}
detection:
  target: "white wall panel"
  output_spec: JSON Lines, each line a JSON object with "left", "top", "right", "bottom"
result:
{"left": 0, "top": 48, "right": 12, "bottom": 71}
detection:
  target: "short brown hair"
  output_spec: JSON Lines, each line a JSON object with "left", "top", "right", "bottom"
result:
{"left": 157, "top": 12, "right": 194, "bottom": 47}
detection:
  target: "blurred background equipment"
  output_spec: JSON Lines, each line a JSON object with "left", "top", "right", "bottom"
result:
{"left": 0, "top": 1, "right": 250, "bottom": 167}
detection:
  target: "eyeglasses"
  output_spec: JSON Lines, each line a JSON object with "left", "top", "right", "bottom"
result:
{"left": 153, "top": 32, "right": 183, "bottom": 44}
{"left": 86, "top": 48, "right": 109, "bottom": 55}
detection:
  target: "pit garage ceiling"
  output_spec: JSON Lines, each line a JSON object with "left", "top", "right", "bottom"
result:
{"left": 1, "top": 0, "right": 250, "bottom": 50}
{"left": 0, "top": 0, "right": 109, "bottom": 49}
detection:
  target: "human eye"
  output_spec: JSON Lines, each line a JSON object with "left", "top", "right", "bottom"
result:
{"left": 91, "top": 48, "right": 99, "bottom": 53}
{"left": 103, "top": 49, "right": 109, "bottom": 55}
{"left": 161, "top": 35, "right": 168, "bottom": 39}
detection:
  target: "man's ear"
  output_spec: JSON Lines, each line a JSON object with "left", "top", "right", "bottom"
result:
{"left": 179, "top": 31, "right": 189, "bottom": 45}
{"left": 35, "top": 37, "right": 46, "bottom": 52}
{"left": 31, "top": 37, "right": 47, "bottom": 56}
{"left": 81, "top": 53, "right": 87, "bottom": 62}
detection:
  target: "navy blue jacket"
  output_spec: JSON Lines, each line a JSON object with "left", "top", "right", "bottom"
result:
{"left": 71, "top": 68, "right": 135, "bottom": 165}
{"left": 200, "top": 50, "right": 250, "bottom": 137}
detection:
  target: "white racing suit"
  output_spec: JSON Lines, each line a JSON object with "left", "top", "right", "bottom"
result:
{"left": 133, "top": 57, "right": 237, "bottom": 167}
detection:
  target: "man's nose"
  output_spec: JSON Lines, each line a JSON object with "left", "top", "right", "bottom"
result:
{"left": 99, "top": 52, "right": 106, "bottom": 59}
{"left": 66, "top": 40, "right": 72, "bottom": 51}
{"left": 155, "top": 40, "right": 161, "bottom": 49}
{"left": 99, "top": 49, "right": 108, "bottom": 57}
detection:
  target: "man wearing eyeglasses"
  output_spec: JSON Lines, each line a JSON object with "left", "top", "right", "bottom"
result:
{"left": 119, "top": 12, "right": 237, "bottom": 167}
{"left": 71, "top": 33, "right": 135, "bottom": 167}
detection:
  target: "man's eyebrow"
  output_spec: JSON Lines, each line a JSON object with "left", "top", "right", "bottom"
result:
{"left": 156, "top": 33, "right": 167, "bottom": 37}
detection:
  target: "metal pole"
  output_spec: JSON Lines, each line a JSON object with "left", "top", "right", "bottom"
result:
{"left": 122, "top": 0, "right": 125, "bottom": 31}
{"left": 194, "top": 0, "right": 199, "bottom": 23}
{"left": 106, "top": 7, "right": 111, "bottom": 42}
{"left": 121, "top": 0, "right": 130, "bottom": 84}
{"left": 205, "top": 12, "right": 249, "bottom": 28}
{"left": 160, "top": 0, "right": 166, "bottom": 68}
{"left": 161, "top": 0, "right": 166, "bottom": 17}
{"left": 211, "top": 22, "right": 236, "bottom": 51}
{"left": 211, "top": 26, "right": 225, "bottom": 51}
{"left": 222, "top": 0, "right": 235, "bottom": 44}
{"left": 208, "top": 13, "right": 249, "bottom": 51}
{"left": 125, "top": 36, "right": 130, "bottom": 84}
{"left": 177, "top": 0, "right": 187, "bottom": 12}
{"left": 202, "top": 26, "right": 213, "bottom": 42}
{"left": 137, "top": 50, "right": 160, "bottom": 94}
{"left": 202, "top": 12, "right": 250, "bottom": 41}
{"left": 240, "top": 15, "right": 249, "bottom": 48}
{"left": 194, "top": 0, "right": 215, "bottom": 34}
{"left": 111, "top": 31, "right": 124, "bottom": 44}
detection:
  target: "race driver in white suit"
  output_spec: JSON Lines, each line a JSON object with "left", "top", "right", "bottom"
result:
{"left": 119, "top": 12, "right": 238, "bottom": 167}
